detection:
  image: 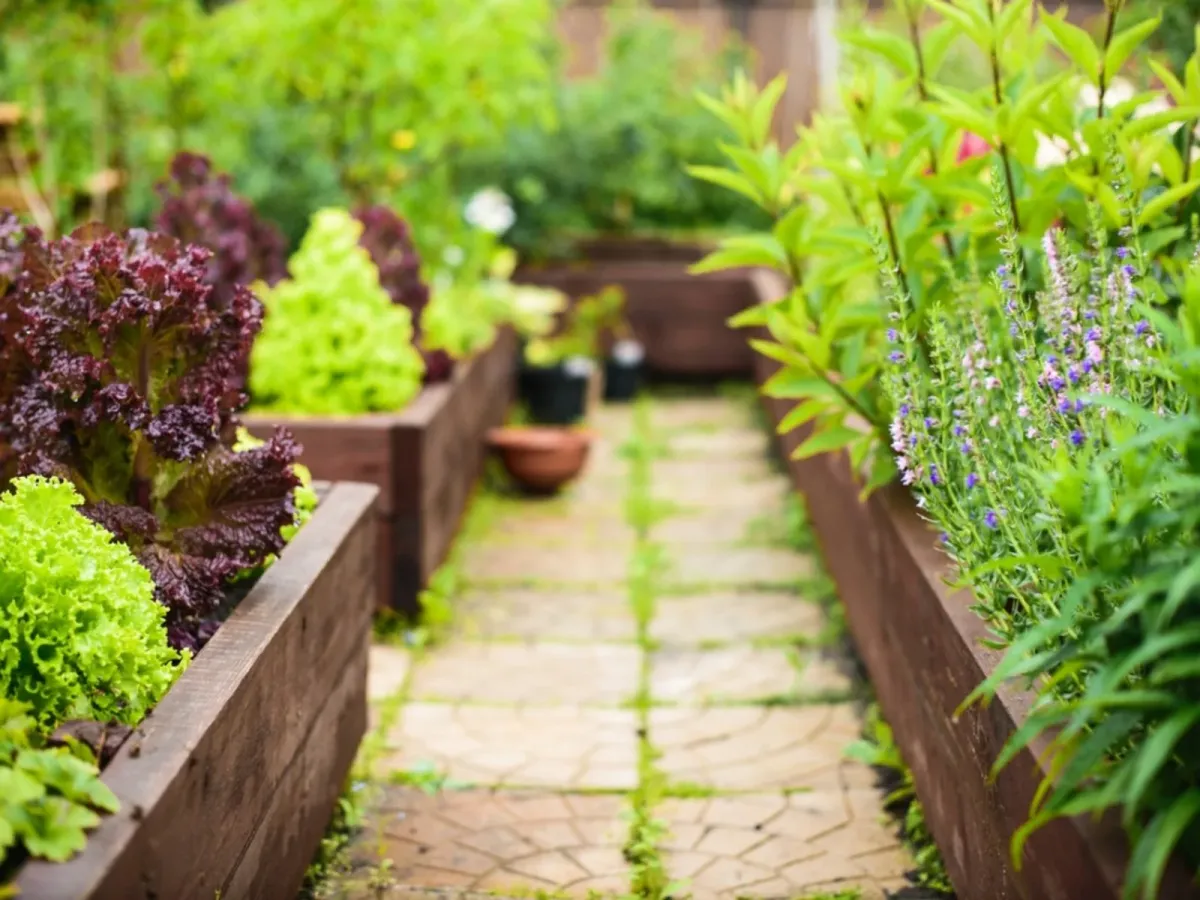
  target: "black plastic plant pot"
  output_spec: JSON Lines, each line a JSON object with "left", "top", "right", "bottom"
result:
{"left": 604, "top": 339, "right": 645, "bottom": 403}
{"left": 523, "top": 360, "right": 591, "bottom": 425}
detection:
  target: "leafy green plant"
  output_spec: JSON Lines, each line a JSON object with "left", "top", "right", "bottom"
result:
{"left": 0, "top": 476, "right": 182, "bottom": 731}
{"left": 459, "top": 2, "right": 767, "bottom": 259}
{"left": 0, "top": 698, "right": 119, "bottom": 872}
{"left": 692, "top": 0, "right": 1200, "bottom": 497}
{"left": 522, "top": 286, "right": 627, "bottom": 367}
{"left": 845, "top": 705, "right": 953, "bottom": 895}
{"left": 250, "top": 208, "right": 426, "bottom": 415}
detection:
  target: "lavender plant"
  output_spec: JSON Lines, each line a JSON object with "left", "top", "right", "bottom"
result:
{"left": 880, "top": 148, "right": 1198, "bottom": 896}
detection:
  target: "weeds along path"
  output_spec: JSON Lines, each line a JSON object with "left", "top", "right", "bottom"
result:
{"left": 318, "top": 392, "right": 924, "bottom": 900}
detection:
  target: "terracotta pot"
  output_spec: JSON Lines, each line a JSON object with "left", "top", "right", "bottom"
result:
{"left": 487, "top": 426, "right": 594, "bottom": 494}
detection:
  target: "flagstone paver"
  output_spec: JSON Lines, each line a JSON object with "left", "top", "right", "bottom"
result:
{"left": 383, "top": 703, "right": 639, "bottom": 790}
{"left": 650, "top": 646, "right": 855, "bottom": 704}
{"left": 408, "top": 642, "right": 640, "bottom": 705}
{"left": 662, "top": 546, "right": 814, "bottom": 589}
{"left": 330, "top": 395, "right": 933, "bottom": 900}
{"left": 455, "top": 588, "right": 637, "bottom": 642}
{"left": 650, "top": 592, "right": 826, "bottom": 644}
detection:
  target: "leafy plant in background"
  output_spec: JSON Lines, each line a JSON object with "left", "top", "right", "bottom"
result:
{"left": 179, "top": 0, "right": 556, "bottom": 262}
{"left": 0, "top": 476, "right": 183, "bottom": 731}
{"left": 694, "top": 0, "right": 1200, "bottom": 497}
{"left": 250, "top": 208, "right": 426, "bottom": 415}
{"left": 523, "top": 286, "right": 626, "bottom": 367}
{"left": 0, "top": 222, "right": 301, "bottom": 650}
{"left": 459, "top": 2, "right": 768, "bottom": 259}
{"left": 154, "top": 150, "right": 288, "bottom": 304}
{"left": 0, "top": 698, "right": 119, "bottom": 871}
{"left": 351, "top": 205, "right": 456, "bottom": 383}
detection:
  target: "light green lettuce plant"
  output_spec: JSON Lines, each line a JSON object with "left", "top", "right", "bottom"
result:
{"left": 0, "top": 476, "right": 183, "bottom": 731}
{"left": 250, "top": 208, "right": 426, "bottom": 415}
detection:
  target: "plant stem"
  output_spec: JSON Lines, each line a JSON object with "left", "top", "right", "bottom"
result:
{"left": 986, "top": 1, "right": 1021, "bottom": 236}
{"left": 904, "top": 0, "right": 957, "bottom": 263}
{"left": 1095, "top": 3, "right": 1119, "bottom": 121}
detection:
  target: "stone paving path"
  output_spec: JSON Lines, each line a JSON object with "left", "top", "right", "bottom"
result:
{"left": 327, "top": 395, "right": 924, "bottom": 900}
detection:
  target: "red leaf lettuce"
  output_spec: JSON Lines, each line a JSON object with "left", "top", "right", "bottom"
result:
{"left": 0, "top": 222, "right": 300, "bottom": 649}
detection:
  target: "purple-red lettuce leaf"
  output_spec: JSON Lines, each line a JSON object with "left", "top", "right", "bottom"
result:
{"left": 352, "top": 205, "right": 453, "bottom": 384}
{"left": 0, "top": 223, "right": 300, "bottom": 649}
{"left": 155, "top": 152, "right": 288, "bottom": 303}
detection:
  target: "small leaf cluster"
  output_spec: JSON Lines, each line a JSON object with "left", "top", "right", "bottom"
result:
{"left": 0, "top": 698, "right": 119, "bottom": 869}
{"left": 0, "top": 476, "right": 183, "bottom": 731}
{"left": 250, "top": 208, "right": 426, "bottom": 415}
{"left": 0, "top": 220, "right": 301, "bottom": 650}
{"left": 691, "top": 0, "right": 1200, "bottom": 496}
{"left": 523, "top": 286, "right": 627, "bottom": 366}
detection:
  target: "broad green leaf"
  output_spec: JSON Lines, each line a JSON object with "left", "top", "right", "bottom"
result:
{"left": 1122, "top": 708, "right": 1200, "bottom": 828}
{"left": 841, "top": 27, "right": 917, "bottom": 76}
{"left": 1103, "top": 15, "right": 1160, "bottom": 83}
{"left": 1137, "top": 178, "right": 1200, "bottom": 226}
{"left": 684, "top": 165, "right": 764, "bottom": 206}
{"left": 689, "top": 236, "right": 788, "bottom": 274}
{"left": 926, "top": 0, "right": 991, "bottom": 48}
{"left": 792, "top": 425, "right": 858, "bottom": 459}
{"left": 777, "top": 398, "right": 827, "bottom": 434}
{"left": 1130, "top": 792, "right": 1200, "bottom": 900}
{"left": 761, "top": 369, "right": 841, "bottom": 401}
{"left": 1041, "top": 9, "right": 1100, "bottom": 82}
{"left": 1149, "top": 59, "right": 1188, "bottom": 106}
{"left": 751, "top": 74, "right": 788, "bottom": 149}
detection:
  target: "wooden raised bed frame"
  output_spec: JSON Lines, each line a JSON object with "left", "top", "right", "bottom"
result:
{"left": 516, "top": 236, "right": 756, "bottom": 378}
{"left": 15, "top": 481, "right": 379, "bottom": 900}
{"left": 748, "top": 269, "right": 1198, "bottom": 900}
{"left": 244, "top": 329, "right": 516, "bottom": 614}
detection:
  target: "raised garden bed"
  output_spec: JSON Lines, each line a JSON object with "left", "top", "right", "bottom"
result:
{"left": 747, "top": 270, "right": 1198, "bottom": 900}
{"left": 13, "top": 480, "right": 379, "bottom": 900}
{"left": 245, "top": 329, "right": 517, "bottom": 614}
{"left": 515, "top": 237, "right": 755, "bottom": 378}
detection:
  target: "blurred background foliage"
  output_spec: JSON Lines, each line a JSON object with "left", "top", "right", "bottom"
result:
{"left": 0, "top": 0, "right": 766, "bottom": 264}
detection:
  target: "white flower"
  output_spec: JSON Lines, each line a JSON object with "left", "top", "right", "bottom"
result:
{"left": 1035, "top": 132, "right": 1070, "bottom": 168}
{"left": 612, "top": 339, "right": 645, "bottom": 365}
{"left": 1079, "top": 76, "right": 1136, "bottom": 111}
{"left": 464, "top": 187, "right": 515, "bottom": 235}
{"left": 442, "top": 245, "right": 465, "bottom": 267}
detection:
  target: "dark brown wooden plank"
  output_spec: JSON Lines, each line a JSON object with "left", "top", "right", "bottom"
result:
{"left": 220, "top": 642, "right": 367, "bottom": 899}
{"left": 15, "top": 481, "right": 378, "bottom": 900}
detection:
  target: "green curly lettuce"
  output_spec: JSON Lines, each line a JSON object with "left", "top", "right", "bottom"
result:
{"left": 0, "top": 477, "right": 184, "bottom": 731}
{"left": 249, "top": 208, "right": 426, "bottom": 415}
{"left": 0, "top": 699, "right": 118, "bottom": 867}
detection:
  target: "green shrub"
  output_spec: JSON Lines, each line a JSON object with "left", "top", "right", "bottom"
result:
{"left": 249, "top": 208, "right": 426, "bottom": 415}
{"left": 0, "top": 698, "right": 119, "bottom": 867}
{"left": 0, "top": 477, "right": 183, "bottom": 731}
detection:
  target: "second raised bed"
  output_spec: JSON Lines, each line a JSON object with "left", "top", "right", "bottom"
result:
{"left": 245, "top": 329, "right": 517, "bottom": 613}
